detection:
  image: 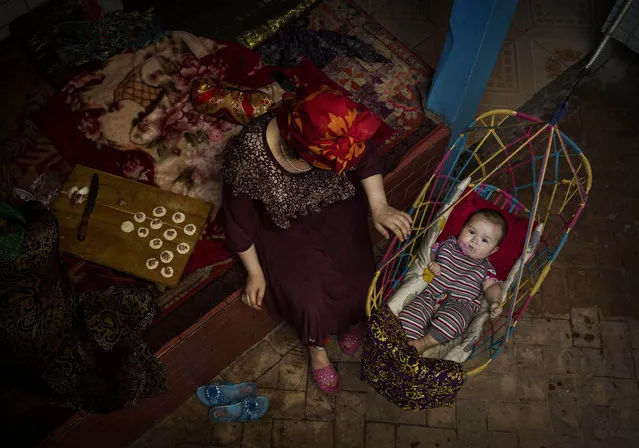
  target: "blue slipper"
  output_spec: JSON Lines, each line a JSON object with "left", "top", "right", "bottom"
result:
{"left": 208, "top": 396, "right": 269, "bottom": 422}
{"left": 196, "top": 381, "right": 257, "bottom": 407}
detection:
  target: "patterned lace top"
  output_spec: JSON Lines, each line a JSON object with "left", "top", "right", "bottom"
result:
{"left": 222, "top": 113, "right": 357, "bottom": 229}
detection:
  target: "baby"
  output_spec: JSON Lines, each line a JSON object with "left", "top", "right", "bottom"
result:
{"left": 399, "top": 209, "right": 506, "bottom": 354}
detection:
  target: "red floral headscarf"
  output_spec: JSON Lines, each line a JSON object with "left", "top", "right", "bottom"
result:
{"left": 277, "top": 85, "right": 382, "bottom": 174}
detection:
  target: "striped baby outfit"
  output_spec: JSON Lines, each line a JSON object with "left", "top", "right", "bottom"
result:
{"left": 399, "top": 237, "right": 496, "bottom": 343}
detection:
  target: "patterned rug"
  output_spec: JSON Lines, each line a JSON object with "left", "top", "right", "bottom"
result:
{"left": 2, "top": 0, "right": 436, "bottom": 321}
{"left": 307, "top": 0, "right": 434, "bottom": 155}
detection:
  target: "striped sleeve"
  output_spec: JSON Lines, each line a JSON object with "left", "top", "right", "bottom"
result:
{"left": 431, "top": 241, "right": 442, "bottom": 258}
{"left": 485, "top": 261, "right": 497, "bottom": 280}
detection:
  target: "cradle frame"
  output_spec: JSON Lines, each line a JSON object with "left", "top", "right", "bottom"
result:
{"left": 366, "top": 109, "right": 592, "bottom": 376}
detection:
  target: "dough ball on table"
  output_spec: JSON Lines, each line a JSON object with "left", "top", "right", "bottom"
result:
{"left": 176, "top": 242, "right": 190, "bottom": 255}
{"left": 163, "top": 228, "right": 177, "bottom": 241}
{"left": 70, "top": 191, "right": 86, "bottom": 207}
{"left": 138, "top": 227, "right": 149, "bottom": 238}
{"left": 172, "top": 212, "right": 185, "bottom": 224}
{"left": 183, "top": 223, "right": 197, "bottom": 236}
{"left": 134, "top": 212, "right": 146, "bottom": 223}
{"left": 146, "top": 258, "right": 159, "bottom": 270}
{"left": 153, "top": 206, "right": 167, "bottom": 217}
{"left": 160, "top": 250, "right": 174, "bottom": 264}
{"left": 150, "top": 219, "right": 163, "bottom": 230}
{"left": 121, "top": 221, "right": 135, "bottom": 233}
{"left": 161, "top": 266, "right": 174, "bottom": 278}
{"left": 149, "top": 238, "right": 163, "bottom": 249}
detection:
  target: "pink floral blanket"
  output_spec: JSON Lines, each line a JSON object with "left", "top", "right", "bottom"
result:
{"left": 58, "top": 31, "right": 286, "bottom": 225}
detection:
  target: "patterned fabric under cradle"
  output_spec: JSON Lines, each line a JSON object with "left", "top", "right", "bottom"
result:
{"left": 360, "top": 304, "right": 465, "bottom": 410}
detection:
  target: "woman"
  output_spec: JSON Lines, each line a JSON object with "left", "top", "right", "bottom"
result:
{"left": 222, "top": 85, "right": 411, "bottom": 393}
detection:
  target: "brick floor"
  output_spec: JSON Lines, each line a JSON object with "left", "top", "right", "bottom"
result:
{"left": 131, "top": 306, "right": 639, "bottom": 448}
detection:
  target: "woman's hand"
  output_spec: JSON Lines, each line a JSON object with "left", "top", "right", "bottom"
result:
{"left": 360, "top": 175, "right": 412, "bottom": 241}
{"left": 371, "top": 203, "right": 413, "bottom": 241}
{"left": 238, "top": 244, "right": 266, "bottom": 310}
{"left": 242, "top": 272, "right": 266, "bottom": 311}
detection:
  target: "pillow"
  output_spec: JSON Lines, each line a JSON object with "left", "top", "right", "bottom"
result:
{"left": 190, "top": 76, "right": 275, "bottom": 124}
{"left": 435, "top": 189, "right": 532, "bottom": 280}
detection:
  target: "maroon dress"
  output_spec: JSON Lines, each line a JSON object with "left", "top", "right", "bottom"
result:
{"left": 222, "top": 113, "right": 381, "bottom": 344}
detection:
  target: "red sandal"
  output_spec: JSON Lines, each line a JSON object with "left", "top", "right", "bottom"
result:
{"left": 311, "top": 364, "right": 342, "bottom": 395}
{"left": 338, "top": 325, "right": 365, "bottom": 355}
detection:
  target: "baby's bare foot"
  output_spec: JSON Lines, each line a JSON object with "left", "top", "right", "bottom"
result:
{"left": 408, "top": 338, "right": 427, "bottom": 353}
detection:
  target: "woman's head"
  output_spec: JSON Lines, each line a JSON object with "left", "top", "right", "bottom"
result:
{"left": 277, "top": 85, "right": 382, "bottom": 174}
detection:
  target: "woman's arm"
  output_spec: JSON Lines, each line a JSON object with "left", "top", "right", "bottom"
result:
{"left": 238, "top": 244, "right": 266, "bottom": 311}
{"left": 360, "top": 174, "right": 412, "bottom": 241}
{"left": 360, "top": 174, "right": 387, "bottom": 210}
{"left": 238, "top": 244, "right": 263, "bottom": 276}
{"left": 222, "top": 183, "right": 266, "bottom": 311}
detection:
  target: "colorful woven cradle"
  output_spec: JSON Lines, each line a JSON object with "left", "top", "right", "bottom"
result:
{"left": 363, "top": 110, "right": 591, "bottom": 393}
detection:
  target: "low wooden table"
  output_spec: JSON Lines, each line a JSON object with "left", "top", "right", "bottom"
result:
{"left": 52, "top": 165, "right": 211, "bottom": 287}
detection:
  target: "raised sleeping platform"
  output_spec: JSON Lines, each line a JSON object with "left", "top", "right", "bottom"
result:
{"left": 6, "top": 0, "right": 450, "bottom": 445}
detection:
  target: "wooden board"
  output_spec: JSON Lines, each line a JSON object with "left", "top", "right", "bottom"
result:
{"left": 52, "top": 165, "right": 211, "bottom": 287}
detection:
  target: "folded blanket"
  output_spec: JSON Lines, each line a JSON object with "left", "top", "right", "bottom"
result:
{"left": 360, "top": 304, "right": 466, "bottom": 410}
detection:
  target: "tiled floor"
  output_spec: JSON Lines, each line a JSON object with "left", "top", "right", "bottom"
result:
{"left": 130, "top": 1, "right": 639, "bottom": 447}
{"left": 132, "top": 311, "right": 639, "bottom": 448}
{"left": 366, "top": 0, "right": 612, "bottom": 116}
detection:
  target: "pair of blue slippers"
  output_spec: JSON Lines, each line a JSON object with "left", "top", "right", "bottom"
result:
{"left": 196, "top": 381, "right": 269, "bottom": 422}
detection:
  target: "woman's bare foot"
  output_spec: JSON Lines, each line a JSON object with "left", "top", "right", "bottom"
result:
{"left": 309, "top": 345, "right": 331, "bottom": 370}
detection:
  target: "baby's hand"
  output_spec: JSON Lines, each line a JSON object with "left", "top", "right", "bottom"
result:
{"left": 489, "top": 301, "right": 503, "bottom": 319}
{"left": 428, "top": 261, "right": 441, "bottom": 276}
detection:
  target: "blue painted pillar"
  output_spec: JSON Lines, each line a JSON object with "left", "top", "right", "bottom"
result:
{"left": 426, "top": 0, "right": 519, "bottom": 156}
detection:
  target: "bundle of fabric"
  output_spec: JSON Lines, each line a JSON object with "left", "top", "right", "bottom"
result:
{"left": 57, "top": 7, "right": 166, "bottom": 67}
{"left": 123, "top": 0, "right": 321, "bottom": 48}
{"left": 0, "top": 199, "right": 166, "bottom": 413}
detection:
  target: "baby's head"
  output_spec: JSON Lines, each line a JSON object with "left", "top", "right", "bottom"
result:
{"left": 457, "top": 209, "right": 507, "bottom": 260}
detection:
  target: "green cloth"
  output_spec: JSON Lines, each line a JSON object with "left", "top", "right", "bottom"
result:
{"left": 58, "top": 7, "right": 166, "bottom": 67}
{"left": 0, "top": 202, "right": 26, "bottom": 261}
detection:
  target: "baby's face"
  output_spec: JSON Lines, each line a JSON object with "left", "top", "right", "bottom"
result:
{"left": 457, "top": 216, "right": 502, "bottom": 260}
